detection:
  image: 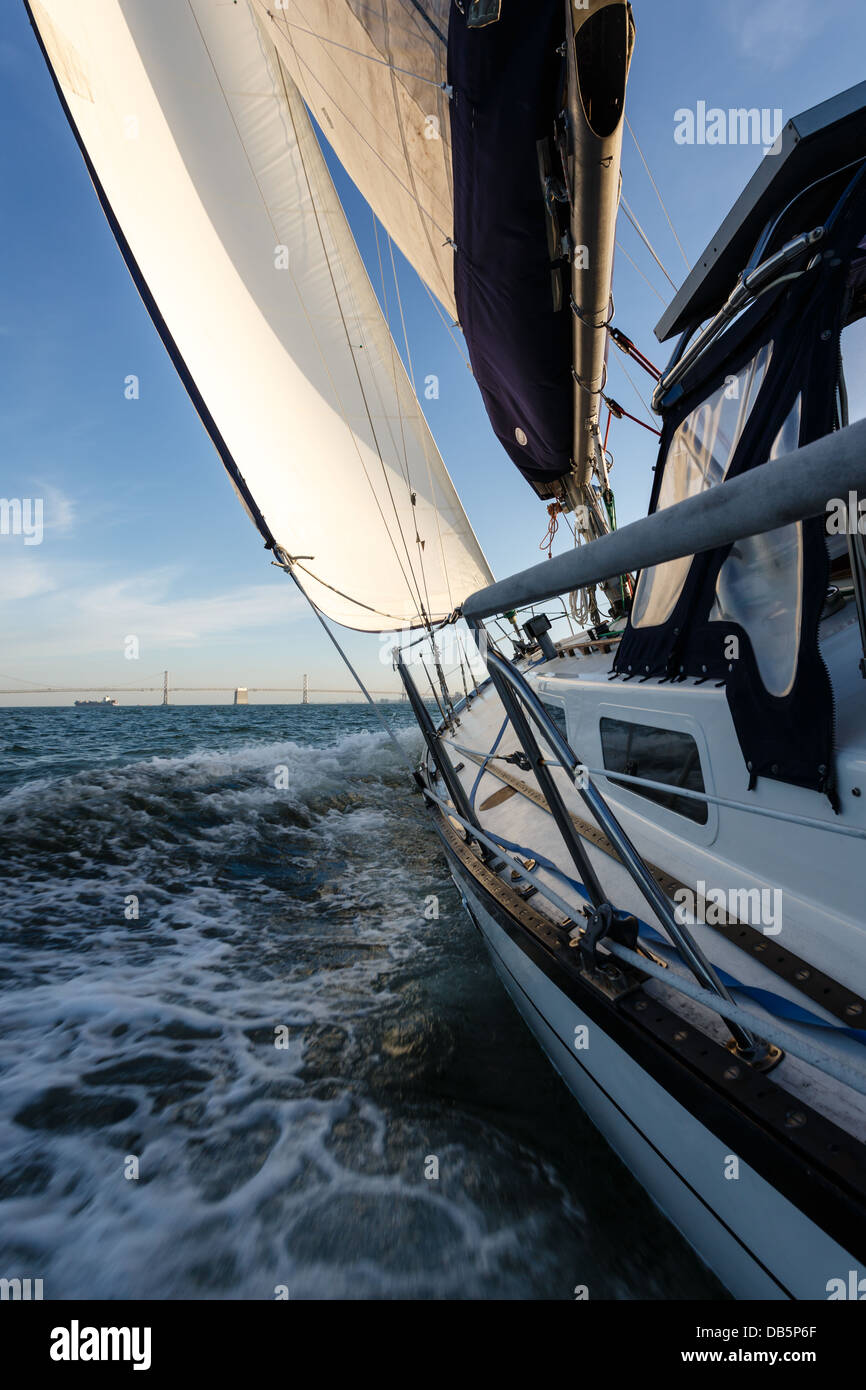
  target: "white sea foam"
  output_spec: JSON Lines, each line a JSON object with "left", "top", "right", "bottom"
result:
{"left": 0, "top": 715, "right": 710, "bottom": 1298}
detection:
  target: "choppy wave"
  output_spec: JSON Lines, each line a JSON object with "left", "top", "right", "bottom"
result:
{"left": 0, "top": 705, "right": 723, "bottom": 1298}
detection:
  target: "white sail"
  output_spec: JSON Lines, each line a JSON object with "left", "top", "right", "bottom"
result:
{"left": 251, "top": 0, "right": 456, "bottom": 319}
{"left": 28, "top": 0, "right": 491, "bottom": 631}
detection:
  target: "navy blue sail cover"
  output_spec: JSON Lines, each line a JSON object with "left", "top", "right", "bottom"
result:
{"left": 448, "top": 0, "right": 572, "bottom": 492}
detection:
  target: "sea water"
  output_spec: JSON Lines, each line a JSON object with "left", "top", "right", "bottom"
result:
{"left": 0, "top": 703, "right": 724, "bottom": 1299}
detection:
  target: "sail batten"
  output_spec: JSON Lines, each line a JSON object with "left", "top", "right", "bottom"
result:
{"left": 27, "top": 0, "right": 491, "bottom": 631}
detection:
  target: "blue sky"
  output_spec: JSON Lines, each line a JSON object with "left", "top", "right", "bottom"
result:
{"left": 2, "top": 0, "right": 865, "bottom": 704}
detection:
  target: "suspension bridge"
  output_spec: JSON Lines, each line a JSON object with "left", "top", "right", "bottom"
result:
{"left": 0, "top": 671, "right": 406, "bottom": 704}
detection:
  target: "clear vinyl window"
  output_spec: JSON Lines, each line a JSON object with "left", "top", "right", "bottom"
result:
{"left": 631, "top": 342, "right": 773, "bottom": 629}
{"left": 599, "top": 717, "right": 708, "bottom": 825}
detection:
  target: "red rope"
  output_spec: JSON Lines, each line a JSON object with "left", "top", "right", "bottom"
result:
{"left": 602, "top": 394, "right": 661, "bottom": 437}
{"left": 609, "top": 327, "right": 662, "bottom": 380}
{"left": 539, "top": 502, "right": 563, "bottom": 559}
{"left": 618, "top": 406, "right": 662, "bottom": 437}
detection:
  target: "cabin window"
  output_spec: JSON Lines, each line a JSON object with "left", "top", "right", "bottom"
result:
{"left": 709, "top": 396, "right": 803, "bottom": 697}
{"left": 599, "top": 717, "right": 708, "bottom": 824}
{"left": 632, "top": 342, "right": 773, "bottom": 629}
{"left": 541, "top": 700, "right": 569, "bottom": 740}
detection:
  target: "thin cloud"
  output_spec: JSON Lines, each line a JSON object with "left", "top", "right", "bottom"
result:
{"left": 1, "top": 562, "right": 305, "bottom": 669}
{"left": 0, "top": 555, "right": 59, "bottom": 603}
{"left": 724, "top": 0, "right": 832, "bottom": 70}
{"left": 36, "top": 483, "right": 77, "bottom": 535}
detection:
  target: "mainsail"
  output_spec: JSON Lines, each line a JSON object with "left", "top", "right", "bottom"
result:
{"left": 26, "top": 0, "right": 492, "bottom": 631}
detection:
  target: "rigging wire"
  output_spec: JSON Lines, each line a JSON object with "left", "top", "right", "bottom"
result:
{"left": 370, "top": 211, "right": 438, "bottom": 623}
{"left": 277, "top": 554, "right": 413, "bottom": 768}
{"left": 455, "top": 637, "right": 471, "bottom": 705}
{"left": 620, "top": 195, "right": 679, "bottom": 292}
{"left": 456, "top": 631, "right": 478, "bottom": 696}
{"left": 372, "top": 215, "right": 463, "bottom": 681}
{"left": 601, "top": 395, "right": 661, "bottom": 437}
{"left": 608, "top": 349, "right": 660, "bottom": 428}
{"left": 573, "top": 367, "right": 661, "bottom": 437}
{"left": 422, "top": 281, "right": 472, "bottom": 370}
{"left": 614, "top": 237, "right": 667, "bottom": 304}
{"left": 625, "top": 116, "right": 691, "bottom": 273}
{"left": 387, "top": 232, "right": 418, "bottom": 394}
{"left": 384, "top": 223, "right": 471, "bottom": 635}
{"left": 420, "top": 653, "right": 448, "bottom": 722}
{"left": 385, "top": 225, "right": 446, "bottom": 615}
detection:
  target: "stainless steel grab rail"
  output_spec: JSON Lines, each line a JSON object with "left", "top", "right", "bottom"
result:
{"left": 461, "top": 417, "right": 866, "bottom": 623}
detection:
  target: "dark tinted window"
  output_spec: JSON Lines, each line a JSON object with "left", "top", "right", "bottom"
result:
{"left": 541, "top": 701, "right": 568, "bottom": 740}
{"left": 599, "top": 717, "right": 707, "bottom": 825}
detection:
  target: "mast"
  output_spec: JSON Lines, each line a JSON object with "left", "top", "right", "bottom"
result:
{"left": 563, "top": 0, "right": 635, "bottom": 612}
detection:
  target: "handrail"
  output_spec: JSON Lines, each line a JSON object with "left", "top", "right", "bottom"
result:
{"left": 448, "top": 740, "right": 866, "bottom": 840}
{"left": 651, "top": 227, "right": 823, "bottom": 410}
{"left": 579, "top": 766, "right": 866, "bottom": 840}
{"left": 461, "top": 417, "right": 866, "bottom": 622}
{"left": 474, "top": 639, "right": 770, "bottom": 1062}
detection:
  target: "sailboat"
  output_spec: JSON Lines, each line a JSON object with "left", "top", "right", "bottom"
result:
{"left": 24, "top": 0, "right": 866, "bottom": 1300}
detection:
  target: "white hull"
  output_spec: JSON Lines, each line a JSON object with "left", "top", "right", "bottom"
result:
{"left": 456, "top": 866, "right": 860, "bottom": 1300}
